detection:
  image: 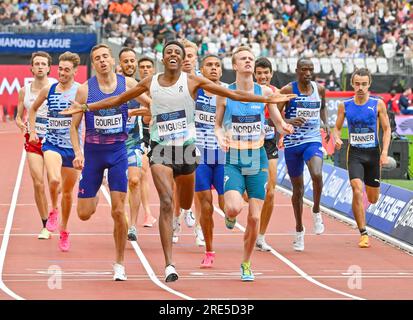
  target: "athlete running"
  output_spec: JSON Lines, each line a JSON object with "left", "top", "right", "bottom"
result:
{"left": 194, "top": 54, "right": 226, "bottom": 267}
{"left": 334, "top": 68, "right": 391, "bottom": 248}
{"left": 29, "top": 52, "right": 81, "bottom": 252}
{"left": 16, "top": 51, "right": 55, "bottom": 240}
{"left": 137, "top": 56, "right": 157, "bottom": 228}
{"left": 68, "top": 44, "right": 149, "bottom": 281}
{"left": 253, "top": 57, "right": 279, "bottom": 252}
{"left": 278, "top": 58, "right": 329, "bottom": 252}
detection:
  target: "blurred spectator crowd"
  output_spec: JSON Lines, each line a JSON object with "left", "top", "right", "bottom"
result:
{"left": 1, "top": 0, "right": 413, "bottom": 61}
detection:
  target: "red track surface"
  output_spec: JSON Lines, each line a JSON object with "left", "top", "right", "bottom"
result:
{"left": 1, "top": 122, "right": 412, "bottom": 300}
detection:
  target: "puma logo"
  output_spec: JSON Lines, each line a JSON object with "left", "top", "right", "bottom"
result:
{"left": 367, "top": 106, "right": 374, "bottom": 111}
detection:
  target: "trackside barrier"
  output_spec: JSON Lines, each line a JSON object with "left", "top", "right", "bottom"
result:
{"left": 277, "top": 151, "right": 413, "bottom": 250}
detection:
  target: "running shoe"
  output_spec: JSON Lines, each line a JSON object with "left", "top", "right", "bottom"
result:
{"left": 182, "top": 208, "right": 195, "bottom": 228}
{"left": 293, "top": 228, "right": 305, "bottom": 252}
{"left": 194, "top": 225, "right": 205, "bottom": 247}
{"left": 312, "top": 212, "right": 325, "bottom": 235}
{"left": 358, "top": 235, "right": 370, "bottom": 248}
{"left": 165, "top": 264, "right": 179, "bottom": 282}
{"left": 46, "top": 208, "right": 59, "bottom": 232}
{"left": 127, "top": 226, "right": 137, "bottom": 241}
{"left": 172, "top": 216, "right": 181, "bottom": 244}
{"left": 143, "top": 215, "right": 157, "bottom": 227}
{"left": 113, "top": 263, "right": 127, "bottom": 281}
{"left": 58, "top": 230, "right": 70, "bottom": 252}
{"left": 200, "top": 251, "right": 215, "bottom": 268}
{"left": 256, "top": 238, "right": 271, "bottom": 252}
{"left": 225, "top": 215, "right": 236, "bottom": 230}
{"left": 240, "top": 261, "right": 254, "bottom": 281}
{"left": 38, "top": 227, "right": 51, "bottom": 240}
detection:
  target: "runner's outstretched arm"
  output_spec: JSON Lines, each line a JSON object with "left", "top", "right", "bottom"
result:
{"left": 60, "top": 77, "right": 152, "bottom": 115}
{"left": 192, "top": 74, "right": 296, "bottom": 104}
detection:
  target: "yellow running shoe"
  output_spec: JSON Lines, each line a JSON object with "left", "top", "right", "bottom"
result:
{"left": 38, "top": 228, "right": 51, "bottom": 240}
{"left": 358, "top": 235, "right": 370, "bottom": 248}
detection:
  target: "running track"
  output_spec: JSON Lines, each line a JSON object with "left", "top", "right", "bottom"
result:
{"left": 1, "top": 122, "right": 412, "bottom": 300}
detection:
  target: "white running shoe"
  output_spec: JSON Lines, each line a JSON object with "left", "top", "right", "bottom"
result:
{"left": 182, "top": 208, "right": 195, "bottom": 228}
{"left": 113, "top": 263, "right": 127, "bottom": 281}
{"left": 173, "top": 215, "right": 181, "bottom": 233}
{"left": 38, "top": 227, "right": 51, "bottom": 240}
{"left": 172, "top": 233, "right": 179, "bottom": 244}
{"left": 256, "top": 238, "right": 271, "bottom": 252}
{"left": 165, "top": 264, "right": 179, "bottom": 282}
{"left": 172, "top": 216, "right": 181, "bottom": 244}
{"left": 194, "top": 225, "right": 205, "bottom": 247}
{"left": 127, "top": 226, "right": 137, "bottom": 241}
{"left": 293, "top": 228, "right": 305, "bottom": 252}
{"left": 313, "top": 212, "right": 325, "bottom": 235}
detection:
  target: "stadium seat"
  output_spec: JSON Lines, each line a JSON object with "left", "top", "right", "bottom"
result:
{"left": 382, "top": 43, "right": 396, "bottom": 58}
{"left": 108, "top": 37, "right": 122, "bottom": 46}
{"left": 222, "top": 57, "right": 233, "bottom": 70}
{"left": 376, "top": 57, "right": 389, "bottom": 73}
{"left": 251, "top": 42, "right": 261, "bottom": 57}
{"left": 207, "top": 42, "right": 218, "bottom": 54}
{"left": 331, "top": 58, "right": 343, "bottom": 75}
{"left": 353, "top": 58, "right": 366, "bottom": 69}
{"left": 319, "top": 57, "right": 332, "bottom": 74}
{"left": 342, "top": 58, "right": 354, "bottom": 74}
{"left": 276, "top": 58, "right": 288, "bottom": 73}
{"left": 141, "top": 24, "right": 154, "bottom": 34}
{"left": 365, "top": 57, "right": 378, "bottom": 73}
{"left": 287, "top": 57, "right": 298, "bottom": 73}
{"left": 267, "top": 57, "right": 277, "bottom": 72}
{"left": 311, "top": 58, "right": 321, "bottom": 73}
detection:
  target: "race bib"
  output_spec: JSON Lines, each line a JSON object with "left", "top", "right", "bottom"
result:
{"left": 296, "top": 108, "right": 320, "bottom": 120}
{"left": 195, "top": 109, "right": 215, "bottom": 127}
{"left": 35, "top": 117, "right": 48, "bottom": 136}
{"left": 94, "top": 114, "right": 123, "bottom": 134}
{"left": 156, "top": 110, "right": 188, "bottom": 143}
{"left": 350, "top": 133, "right": 375, "bottom": 145}
{"left": 48, "top": 117, "right": 72, "bottom": 130}
{"left": 264, "top": 119, "right": 275, "bottom": 139}
{"left": 231, "top": 114, "right": 261, "bottom": 141}
{"left": 127, "top": 115, "right": 137, "bottom": 126}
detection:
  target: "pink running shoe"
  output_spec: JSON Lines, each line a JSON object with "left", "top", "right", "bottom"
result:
{"left": 46, "top": 209, "right": 59, "bottom": 232}
{"left": 59, "top": 230, "right": 70, "bottom": 252}
{"left": 143, "top": 215, "right": 157, "bottom": 227}
{"left": 200, "top": 251, "right": 215, "bottom": 268}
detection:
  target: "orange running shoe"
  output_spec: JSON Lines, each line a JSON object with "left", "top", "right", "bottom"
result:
{"left": 358, "top": 235, "right": 370, "bottom": 248}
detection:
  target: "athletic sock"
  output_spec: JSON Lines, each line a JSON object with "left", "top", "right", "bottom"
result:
{"left": 257, "top": 234, "right": 265, "bottom": 242}
{"left": 359, "top": 228, "right": 368, "bottom": 236}
{"left": 42, "top": 219, "right": 47, "bottom": 228}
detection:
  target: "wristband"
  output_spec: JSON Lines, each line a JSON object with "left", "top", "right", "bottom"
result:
{"left": 81, "top": 103, "right": 89, "bottom": 112}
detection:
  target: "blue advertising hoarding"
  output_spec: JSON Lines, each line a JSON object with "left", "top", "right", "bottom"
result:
{"left": 278, "top": 154, "right": 413, "bottom": 246}
{"left": 0, "top": 33, "right": 97, "bottom": 54}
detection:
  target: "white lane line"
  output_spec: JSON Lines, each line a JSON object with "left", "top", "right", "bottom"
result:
{"left": 1, "top": 232, "right": 358, "bottom": 237}
{"left": 0, "top": 203, "right": 293, "bottom": 207}
{"left": 0, "top": 150, "right": 26, "bottom": 300}
{"left": 276, "top": 185, "right": 413, "bottom": 255}
{"left": 100, "top": 185, "right": 194, "bottom": 300}
{"left": 213, "top": 205, "right": 364, "bottom": 300}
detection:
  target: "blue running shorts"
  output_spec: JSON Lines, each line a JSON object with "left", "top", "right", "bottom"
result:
{"left": 42, "top": 141, "right": 75, "bottom": 168}
{"left": 284, "top": 142, "right": 323, "bottom": 178}
{"left": 224, "top": 147, "right": 268, "bottom": 200}
{"left": 78, "top": 142, "right": 128, "bottom": 198}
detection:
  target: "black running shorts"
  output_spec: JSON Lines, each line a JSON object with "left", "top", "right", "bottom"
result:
{"left": 148, "top": 142, "right": 200, "bottom": 177}
{"left": 347, "top": 146, "right": 381, "bottom": 187}
{"left": 264, "top": 138, "right": 279, "bottom": 160}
